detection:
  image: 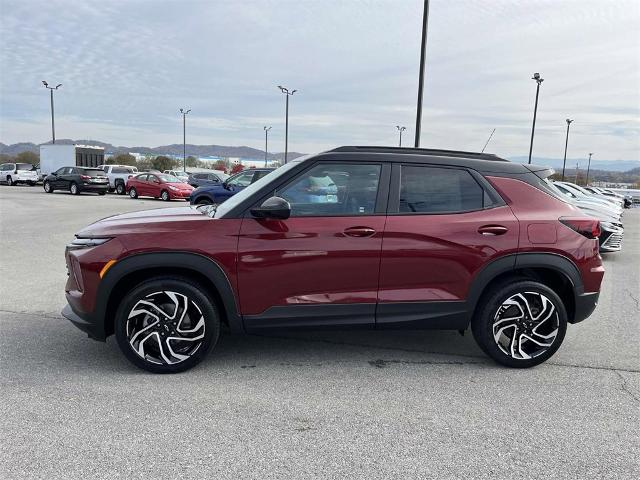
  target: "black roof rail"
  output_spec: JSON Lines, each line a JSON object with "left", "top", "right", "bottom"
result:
{"left": 329, "top": 146, "right": 508, "bottom": 162}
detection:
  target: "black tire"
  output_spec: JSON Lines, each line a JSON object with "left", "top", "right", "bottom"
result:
{"left": 116, "top": 182, "right": 126, "bottom": 195}
{"left": 195, "top": 197, "right": 213, "bottom": 205}
{"left": 98, "top": 190, "right": 106, "bottom": 196}
{"left": 43, "top": 181, "right": 54, "bottom": 193}
{"left": 471, "top": 280, "right": 567, "bottom": 368}
{"left": 129, "top": 187, "right": 138, "bottom": 199}
{"left": 27, "top": 181, "right": 36, "bottom": 186}
{"left": 108, "top": 187, "right": 115, "bottom": 193}
{"left": 70, "top": 182, "right": 80, "bottom": 195}
{"left": 114, "top": 276, "right": 221, "bottom": 373}
{"left": 161, "top": 190, "right": 170, "bottom": 201}
{"left": 7, "top": 176, "right": 14, "bottom": 186}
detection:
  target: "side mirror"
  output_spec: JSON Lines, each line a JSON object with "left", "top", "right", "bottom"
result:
{"left": 250, "top": 196, "right": 291, "bottom": 220}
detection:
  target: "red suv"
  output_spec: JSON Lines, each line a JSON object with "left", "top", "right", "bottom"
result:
{"left": 126, "top": 172, "right": 193, "bottom": 201}
{"left": 62, "top": 147, "right": 604, "bottom": 373}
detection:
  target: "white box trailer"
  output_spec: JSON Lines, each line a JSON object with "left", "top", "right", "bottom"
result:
{"left": 39, "top": 144, "right": 105, "bottom": 179}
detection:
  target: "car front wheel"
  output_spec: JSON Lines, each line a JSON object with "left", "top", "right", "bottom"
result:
{"left": 7, "top": 176, "right": 14, "bottom": 186}
{"left": 43, "top": 181, "right": 54, "bottom": 193}
{"left": 472, "top": 280, "right": 567, "bottom": 368}
{"left": 161, "top": 190, "right": 170, "bottom": 201}
{"left": 129, "top": 187, "right": 138, "bottom": 198}
{"left": 114, "top": 277, "right": 221, "bottom": 373}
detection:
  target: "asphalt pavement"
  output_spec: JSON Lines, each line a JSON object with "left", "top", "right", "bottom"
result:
{"left": 1, "top": 186, "right": 638, "bottom": 479}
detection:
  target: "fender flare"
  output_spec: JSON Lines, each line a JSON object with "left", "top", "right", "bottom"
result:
{"left": 465, "top": 252, "right": 583, "bottom": 323}
{"left": 97, "top": 252, "right": 242, "bottom": 336}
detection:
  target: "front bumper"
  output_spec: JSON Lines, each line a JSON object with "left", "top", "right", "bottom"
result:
{"left": 62, "top": 303, "right": 104, "bottom": 341}
{"left": 599, "top": 226, "right": 624, "bottom": 252}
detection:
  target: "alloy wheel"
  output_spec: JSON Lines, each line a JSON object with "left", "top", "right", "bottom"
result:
{"left": 161, "top": 191, "right": 170, "bottom": 201}
{"left": 70, "top": 183, "right": 78, "bottom": 194}
{"left": 126, "top": 290, "right": 206, "bottom": 365}
{"left": 44, "top": 181, "right": 52, "bottom": 193}
{"left": 492, "top": 291, "right": 559, "bottom": 360}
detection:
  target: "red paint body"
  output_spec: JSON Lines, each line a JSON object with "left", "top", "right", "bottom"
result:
{"left": 66, "top": 176, "right": 604, "bottom": 327}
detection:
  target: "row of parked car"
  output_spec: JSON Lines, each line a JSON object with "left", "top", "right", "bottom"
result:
{"left": 0, "top": 160, "right": 276, "bottom": 206}
{"left": 549, "top": 180, "right": 629, "bottom": 252}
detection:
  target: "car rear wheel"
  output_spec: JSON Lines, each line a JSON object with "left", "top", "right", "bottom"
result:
{"left": 70, "top": 182, "right": 79, "bottom": 195}
{"left": 161, "top": 190, "right": 170, "bottom": 201}
{"left": 129, "top": 187, "right": 138, "bottom": 199}
{"left": 114, "top": 277, "right": 220, "bottom": 373}
{"left": 43, "top": 181, "right": 54, "bottom": 193}
{"left": 116, "top": 182, "right": 126, "bottom": 195}
{"left": 472, "top": 280, "right": 567, "bottom": 368}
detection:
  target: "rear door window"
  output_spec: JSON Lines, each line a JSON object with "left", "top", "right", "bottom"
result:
{"left": 398, "top": 165, "right": 485, "bottom": 213}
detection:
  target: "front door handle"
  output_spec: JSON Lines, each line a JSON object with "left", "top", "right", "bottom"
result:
{"left": 478, "top": 225, "right": 508, "bottom": 236}
{"left": 344, "top": 226, "right": 376, "bottom": 238}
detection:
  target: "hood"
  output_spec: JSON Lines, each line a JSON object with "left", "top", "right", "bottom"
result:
{"left": 77, "top": 206, "right": 210, "bottom": 237}
{"left": 165, "top": 181, "right": 193, "bottom": 189}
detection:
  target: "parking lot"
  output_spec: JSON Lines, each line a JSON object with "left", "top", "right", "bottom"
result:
{"left": 0, "top": 186, "right": 638, "bottom": 479}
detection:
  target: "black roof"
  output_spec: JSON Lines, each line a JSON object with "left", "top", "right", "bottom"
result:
{"left": 329, "top": 146, "right": 508, "bottom": 162}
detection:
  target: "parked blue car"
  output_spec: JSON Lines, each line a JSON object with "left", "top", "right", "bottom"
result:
{"left": 189, "top": 168, "right": 274, "bottom": 205}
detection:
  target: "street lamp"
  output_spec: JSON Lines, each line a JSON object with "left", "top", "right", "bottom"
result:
{"left": 396, "top": 126, "right": 406, "bottom": 147}
{"left": 179, "top": 108, "right": 191, "bottom": 172}
{"left": 586, "top": 153, "right": 593, "bottom": 185}
{"left": 527, "top": 73, "right": 544, "bottom": 164}
{"left": 263, "top": 126, "right": 272, "bottom": 167}
{"left": 561, "top": 118, "right": 573, "bottom": 181}
{"left": 277, "top": 86, "right": 297, "bottom": 163}
{"left": 42, "top": 81, "right": 62, "bottom": 144}
{"left": 414, "top": 0, "right": 430, "bottom": 148}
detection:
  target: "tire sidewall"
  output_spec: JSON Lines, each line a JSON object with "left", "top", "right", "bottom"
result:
{"left": 114, "top": 277, "right": 220, "bottom": 373}
{"left": 70, "top": 182, "right": 78, "bottom": 195}
{"left": 129, "top": 187, "right": 137, "bottom": 198}
{"left": 44, "top": 181, "right": 53, "bottom": 193}
{"left": 472, "top": 280, "right": 568, "bottom": 368}
{"left": 7, "top": 176, "right": 13, "bottom": 186}
{"left": 161, "top": 190, "right": 170, "bottom": 201}
{"left": 116, "top": 182, "right": 125, "bottom": 195}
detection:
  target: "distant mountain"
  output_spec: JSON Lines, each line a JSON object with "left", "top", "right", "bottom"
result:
{"left": 508, "top": 156, "right": 640, "bottom": 173}
{"left": 0, "top": 140, "right": 306, "bottom": 162}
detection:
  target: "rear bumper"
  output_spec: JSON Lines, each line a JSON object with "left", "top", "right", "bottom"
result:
{"left": 571, "top": 291, "right": 600, "bottom": 324}
{"left": 79, "top": 183, "right": 109, "bottom": 192}
{"left": 62, "top": 303, "right": 105, "bottom": 341}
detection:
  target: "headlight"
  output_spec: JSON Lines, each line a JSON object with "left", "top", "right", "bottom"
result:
{"left": 168, "top": 185, "right": 178, "bottom": 191}
{"left": 66, "top": 237, "right": 112, "bottom": 251}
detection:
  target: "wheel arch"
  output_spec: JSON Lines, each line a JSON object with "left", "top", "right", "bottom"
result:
{"left": 467, "top": 253, "right": 583, "bottom": 326}
{"left": 98, "top": 252, "right": 242, "bottom": 338}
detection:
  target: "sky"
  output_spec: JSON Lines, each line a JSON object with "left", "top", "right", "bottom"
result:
{"left": 0, "top": 0, "right": 639, "bottom": 161}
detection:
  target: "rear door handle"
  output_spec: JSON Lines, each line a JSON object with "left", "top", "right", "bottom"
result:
{"left": 478, "top": 225, "right": 508, "bottom": 236}
{"left": 344, "top": 226, "right": 376, "bottom": 238}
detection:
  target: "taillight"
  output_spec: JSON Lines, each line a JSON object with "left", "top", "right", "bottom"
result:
{"left": 559, "top": 217, "right": 601, "bottom": 239}
{"left": 80, "top": 175, "right": 91, "bottom": 180}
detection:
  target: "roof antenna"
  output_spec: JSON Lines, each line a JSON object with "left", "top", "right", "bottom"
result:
{"left": 481, "top": 128, "right": 496, "bottom": 153}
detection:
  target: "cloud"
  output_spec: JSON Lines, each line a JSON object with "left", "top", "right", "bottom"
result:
{"left": 1, "top": 0, "right": 638, "bottom": 159}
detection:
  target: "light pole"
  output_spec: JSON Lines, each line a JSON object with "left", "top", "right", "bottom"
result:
{"left": 277, "top": 86, "right": 297, "bottom": 163}
{"left": 414, "top": 0, "right": 430, "bottom": 148}
{"left": 396, "top": 126, "right": 406, "bottom": 147}
{"left": 586, "top": 152, "right": 593, "bottom": 185}
{"left": 180, "top": 108, "right": 191, "bottom": 172}
{"left": 575, "top": 161, "right": 579, "bottom": 184}
{"left": 42, "top": 81, "right": 62, "bottom": 144}
{"left": 561, "top": 118, "right": 573, "bottom": 181}
{"left": 263, "top": 126, "right": 272, "bottom": 167}
{"left": 528, "top": 73, "right": 544, "bottom": 164}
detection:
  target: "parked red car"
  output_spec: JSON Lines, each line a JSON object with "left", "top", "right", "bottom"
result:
{"left": 63, "top": 146, "right": 604, "bottom": 373}
{"left": 126, "top": 173, "right": 193, "bottom": 201}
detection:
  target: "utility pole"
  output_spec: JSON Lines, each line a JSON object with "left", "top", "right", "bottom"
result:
{"left": 396, "top": 126, "right": 406, "bottom": 147}
{"left": 414, "top": 0, "right": 430, "bottom": 148}
{"left": 263, "top": 126, "right": 272, "bottom": 167}
{"left": 180, "top": 108, "right": 191, "bottom": 172}
{"left": 42, "top": 81, "right": 62, "bottom": 144}
{"left": 561, "top": 118, "right": 573, "bottom": 181}
{"left": 277, "top": 86, "right": 297, "bottom": 163}
{"left": 528, "top": 73, "right": 544, "bottom": 164}
{"left": 586, "top": 152, "right": 593, "bottom": 185}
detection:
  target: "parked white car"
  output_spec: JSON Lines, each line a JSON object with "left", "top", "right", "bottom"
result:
{"left": 0, "top": 162, "right": 39, "bottom": 186}
{"left": 163, "top": 170, "right": 190, "bottom": 183}
{"left": 100, "top": 165, "right": 138, "bottom": 195}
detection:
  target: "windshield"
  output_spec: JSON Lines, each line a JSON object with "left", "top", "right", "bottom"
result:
{"left": 16, "top": 163, "right": 34, "bottom": 171}
{"left": 213, "top": 157, "right": 309, "bottom": 218}
{"left": 158, "top": 174, "right": 180, "bottom": 183}
{"left": 81, "top": 169, "right": 107, "bottom": 177}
